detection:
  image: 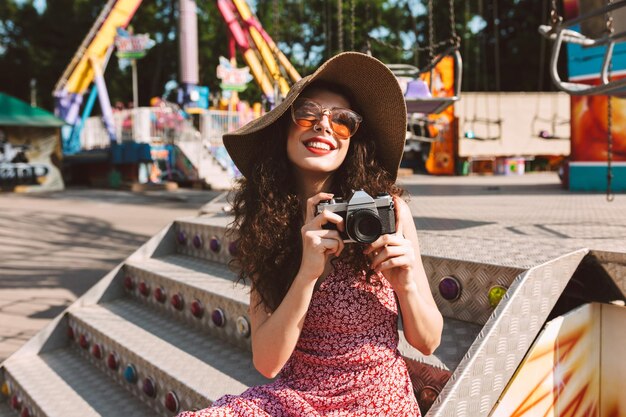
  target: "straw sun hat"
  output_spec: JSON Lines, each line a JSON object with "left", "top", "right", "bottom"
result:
{"left": 223, "top": 52, "right": 407, "bottom": 181}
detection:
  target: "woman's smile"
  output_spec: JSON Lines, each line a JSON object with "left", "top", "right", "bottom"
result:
{"left": 303, "top": 136, "right": 337, "bottom": 154}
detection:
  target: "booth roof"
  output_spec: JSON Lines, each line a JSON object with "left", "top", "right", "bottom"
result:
{"left": 0, "top": 93, "right": 64, "bottom": 127}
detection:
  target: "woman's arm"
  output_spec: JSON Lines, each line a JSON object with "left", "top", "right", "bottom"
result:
{"left": 249, "top": 192, "right": 345, "bottom": 378}
{"left": 365, "top": 197, "right": 443, "bottom": 355}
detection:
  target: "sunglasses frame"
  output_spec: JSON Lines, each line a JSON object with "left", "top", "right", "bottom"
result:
{"left": 290, "top": 98, "right": 363, "bottom": 139}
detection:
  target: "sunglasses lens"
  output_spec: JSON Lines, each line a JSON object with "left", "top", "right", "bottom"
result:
{"left": 331, "top": 109, "right": 360, "bottom": 138}
{"left": 292, "top": 100, "right": 320, "bottom": 128}
{"left": 292, "top": 99, "right": 361, "bottom": 139}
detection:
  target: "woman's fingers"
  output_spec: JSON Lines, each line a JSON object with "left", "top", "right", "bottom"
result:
{"left": 369, "top": 245, "right": 405, "bottom": 270}
{"left": 311, "top": 209, "right": 345, "bottom": 231}
{"left": 363, "top": 233, "right": 404, "bottom": 255}
{"left": 305, "top": 192, "right": 335, "bottom": 224}
{"left": 303, "top": 229, "right": 345, "bottom": 256}
{"left": 375, "top": 255, "right": 412, "bottom": 273}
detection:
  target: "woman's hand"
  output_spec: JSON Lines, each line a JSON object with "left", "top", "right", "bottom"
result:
{"left": 299, "top": 192, "right": 346, "bottom": 282}
{"left": 363, "top": 196, "right": 417, "bottom": 293}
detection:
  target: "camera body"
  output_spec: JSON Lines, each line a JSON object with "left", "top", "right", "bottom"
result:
{"left": 316, "top": 190, "right": 396, "bottom": 244}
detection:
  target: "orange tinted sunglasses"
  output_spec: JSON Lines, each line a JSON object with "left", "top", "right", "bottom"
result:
{"left": 291, "top": 98, "right": 362, "bottom": 139}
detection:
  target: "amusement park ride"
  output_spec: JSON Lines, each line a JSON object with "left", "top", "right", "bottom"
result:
{"left": 1, "top": 1, "right": 626, "bottom": 417}
{"left": 52, "top": 0, "right": 301, "bottom": 185}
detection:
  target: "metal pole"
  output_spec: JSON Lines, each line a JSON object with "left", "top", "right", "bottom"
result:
{"left": 132, "top": 59, "right": 139, "bottom": 109}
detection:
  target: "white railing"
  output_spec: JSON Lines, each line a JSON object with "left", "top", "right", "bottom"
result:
{"left": 80, "top": 107, "right": 256, "bottom": 149}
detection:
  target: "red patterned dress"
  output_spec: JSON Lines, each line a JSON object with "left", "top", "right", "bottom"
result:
{"left": 177, "top": 260, "right": 421, "bottom": 417}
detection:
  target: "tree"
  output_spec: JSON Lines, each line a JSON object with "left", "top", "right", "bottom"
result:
{"left": 0, "top": 0, "right": 563, "bottom": 114}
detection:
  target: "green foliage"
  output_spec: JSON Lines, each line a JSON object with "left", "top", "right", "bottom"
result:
{"left": 0, "top": 0, "right": 557, "bottom": 113}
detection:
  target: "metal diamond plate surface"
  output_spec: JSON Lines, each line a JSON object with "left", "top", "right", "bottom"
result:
{"left": 426, "top": 249, "right": 587, "bottom": 417}
{"left": 4, "top": 349, "right": 154, "bottom": 417}
{"left": 175, "top": 217, "right": 238, "bottom": 266}
{"left": 423, "top": 258, "right": 525, "bottom": 325}
{"left": 68, "top": 300, "right": 266, "bottom": 412}
{"left": 399, "top": 318, "right": 482, "bottom": 371}
{"left": 592, "top": 250, "right": 626, "bottom": 295}
{"left": 0, "top": 401, "right": 12, "bottom": 417}
{"left": 123, "top": 255, "right": 251, "bottom": 350}
{"left": 404, "top": 359, "right": 451, "bottom": 402}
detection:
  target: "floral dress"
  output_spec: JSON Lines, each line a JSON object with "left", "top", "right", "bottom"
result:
{"left": 177, "top": 260, "right": 421, "bottom": 417}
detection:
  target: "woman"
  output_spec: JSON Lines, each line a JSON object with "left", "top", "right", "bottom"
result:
{"left": 178, "top": 52, "right": 443, "bottom": 417}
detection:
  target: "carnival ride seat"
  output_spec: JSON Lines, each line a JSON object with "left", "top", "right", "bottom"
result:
{"left": 389, "top": 47, "right": 463, "bottom": 115}
{"left": 539, "top": 0, "right": 626, "bottom": 97}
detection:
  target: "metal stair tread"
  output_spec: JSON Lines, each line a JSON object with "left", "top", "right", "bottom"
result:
{"left": 399, "top": 316, "right": 482, "bottom": 370}
{"left": 177, "top": 215, "right": 233, "bottom": 228}
{"left": 125, "top": 254, "right": 249, "bottom": 304}
{"left": 3, "top": 349, "right": 154, "bottom": 417}
{"left": 0, "top": 401, "right": 13, "bottom": 417}
{"left": 71, "top": 299, "right": 267, "bottom": 401}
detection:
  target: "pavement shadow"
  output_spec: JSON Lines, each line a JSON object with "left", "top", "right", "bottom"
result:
{"left": 0, "top": 210, "right": 148, "bottom": 298}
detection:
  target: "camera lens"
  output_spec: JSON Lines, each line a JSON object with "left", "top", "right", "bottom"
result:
{"left": 347, "top": 210, "right": 383, "bottom": 244}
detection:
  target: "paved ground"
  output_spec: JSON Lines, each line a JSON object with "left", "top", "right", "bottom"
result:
{"left": 1, "top": 173, "right": 624, "bottom": 362}
{"left": 0, "top": 187, "right": 220, "bottom": 361}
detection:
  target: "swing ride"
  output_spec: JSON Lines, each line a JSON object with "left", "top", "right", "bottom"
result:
{"left": 539, "top": 0, "right": 626, "bottom": 196}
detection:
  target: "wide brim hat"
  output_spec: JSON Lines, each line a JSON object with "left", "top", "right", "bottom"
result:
{"left": 223, "top": 52, "right": 407, "bottom": 181}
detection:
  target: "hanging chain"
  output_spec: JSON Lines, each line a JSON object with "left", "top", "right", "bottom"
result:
{"left": 428, "top": 0, "right": 435, "bottom": 63}
{"left": 367, "top": 35, "right": 453, "bottom": 53}
{"left": 550, "top": 0, "right": 562, "bottom": 26}
{"left": 606, "top": 0, "right": 614, "bottom": 202}
{"left": 338, "top": 0, "right": 344, "bottom": 52}
{"left": 449, "top": 0, "right": 460, "bottom": 47}
{"left": 273, "top": 0, "right": 279, "bottom": 41}
{"left": 350, "top": 0, "right": 355, "bottom": 50}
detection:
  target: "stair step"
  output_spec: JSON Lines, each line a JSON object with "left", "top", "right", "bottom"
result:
{"left": 125, "top": 254, "right": 247, "bottom": 304}
{"left": 68, "top": 299, "right": 267, "bottom": 412}
{"left": 3, "top": 349, "right": 154, "bottom": 417}
{"left": 123, "top": 254, "right": 251, "bottom": 349}
{"left": 0, "top": 401, "right": 13, "bottom": 417}
{"left": 174, "top": 216, "right": 235, "bottom": 265}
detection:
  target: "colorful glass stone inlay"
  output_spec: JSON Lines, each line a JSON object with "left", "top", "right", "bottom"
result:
{"left": 418, "top": 386, "right": 439, "bottom": 411}
{"left": 11, "top": 395, "right": 21, "bottom": 410}
{"left": 123, "top": 276, "right": 135, "bottom": 291}
{"left": 1, "top": 381, "right": 10, "bottom": 397}
{"left": 193, "top": 234, "right": 203, "bottom": 249}
{"left": 79, "top": 334, "right": 89, "bottom": 349}
{"left": 191, "top": 299, "right": 204, "bottom": 318}
{"left": 177, "top": 231, "right": 187, "bottom": 246}
{"left": 142, "top": 377, "right": 156, "bottom": 398}
{"left": 438, "top": 276, "right": 462, "bottom": 301}
{"left": 228, "top": 241, "right": 238, "bottom": 256}
{"left": 20, "top": 407, "right": 30, "bottom": 417}
{"left": 165, "top": 391, "right": 180, "bottom": 413}
{"left": 154, "top": 287, "right": 166, "bottom": 303}
{"left": 91, "top": 344, "right": 103, "bottom": 359}
{"left": 488, "top": 285, "right": 508, "bottom": 308}
{"left": 209, "top": 237, "right": 221, "bottom": 253}
{"left": 138, "top": 281, "right": 150, "bottom": 297}
{"left": 211, "top": 308, "right": 225, "bottom": 327}
{"left": 107, "top": 353, "right": 119, "bottom": 371}
{"left": 236, "top": 316, "right": 250, "bottom": 337}
{"left": 124, "top": 365, "right": 137, "bottom": 383}
{"left": 171, "top": 293, "right": 184, "bottom": 310}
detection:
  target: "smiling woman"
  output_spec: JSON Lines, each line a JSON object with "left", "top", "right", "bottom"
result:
{"left": 176, "top": 52, "right": 443, "bottom": 417}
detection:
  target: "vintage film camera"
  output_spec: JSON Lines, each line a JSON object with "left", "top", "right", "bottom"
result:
{"left": 316, "top": 190, "right": 396, "bottom": 244}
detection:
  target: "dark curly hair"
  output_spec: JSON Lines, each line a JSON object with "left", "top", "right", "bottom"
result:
{"left": 227, "top": 83, "right": 405, "bottom": 312}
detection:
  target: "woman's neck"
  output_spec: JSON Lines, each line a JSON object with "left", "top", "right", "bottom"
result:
{"left": 293, "top": 168, "right": 334, "bottom": 203}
